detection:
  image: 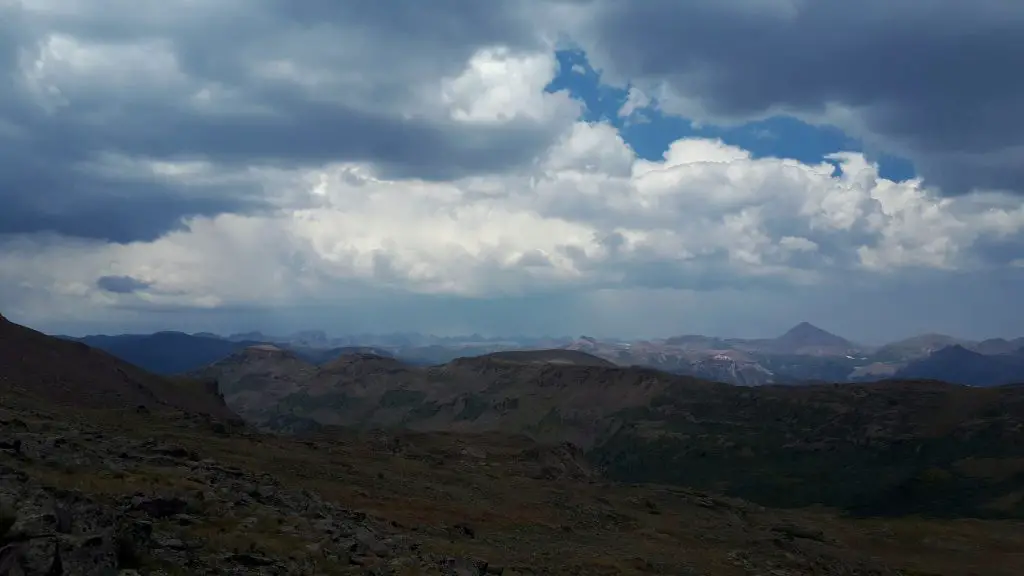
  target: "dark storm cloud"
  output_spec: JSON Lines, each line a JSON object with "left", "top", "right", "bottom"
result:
{"left": 574, "top": 0, "right": 1024, "bottom": 194}
{"left": 271, "top": 0, "right": 535, "bottom": 47}
{"left": 53, "top": 95, "right": 555, "bottom": 180}
{"left": 0, "top": 0, "right": 558, "bottom": 242}
{"left": 96, "top": 275, "right": 152, "bottom": 294}
{"left": 0, "top": 129, "right": 265, "bottom": 243}
{"left": 0, "top": 4, "right": 269, "bottom": 243}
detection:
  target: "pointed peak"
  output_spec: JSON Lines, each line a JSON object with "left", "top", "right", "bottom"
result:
{"left": 775, "top": 322, "right": 851, "bottom": 349}
{"left": 781, "top": 322, "right": 829, "bottom": 337}
{"left": 791, "top": 321, "right": 818, "bottom": 330}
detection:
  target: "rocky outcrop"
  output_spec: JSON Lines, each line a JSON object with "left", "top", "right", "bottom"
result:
{"left": 0, "top": 415, "right": 498, "bottom": 575}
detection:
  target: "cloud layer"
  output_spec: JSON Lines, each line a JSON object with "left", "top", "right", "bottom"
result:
{"left": 2, "top": 0, "right": 574, "bottom": 241}
{"left": 2, "top": 0, "right": 1023, "bottom": 339}
{"left": 4, "top": 120, "right": 1023, "bottom": 332}
{"left": 566, "top": 0, "right": 1024, "bottom": 195}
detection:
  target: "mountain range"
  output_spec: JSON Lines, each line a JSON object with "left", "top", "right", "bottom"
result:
{"left": 61, "top": 322, "right": 1024, "bottom": 388}
{"left": 186, "top": 343, "right": 1024, "bottom": 519}
{"left": 4, "top": 312, "right": 1024, "bottom": 574}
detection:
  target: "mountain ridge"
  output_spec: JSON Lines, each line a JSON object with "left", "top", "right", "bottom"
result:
{"left": 0, "top": 315, "right": 235, "bottom": 419}
{"left": 194, "top": 345, "right": 1024, "bottom": 518}
{"left": 894, "top": 344, "right": 1024, "bottom": 387}
{"left": 55, "top": 324, "right": 1024, "bottom": 387}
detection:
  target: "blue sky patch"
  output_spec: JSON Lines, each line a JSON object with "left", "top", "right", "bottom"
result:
{"left": 546, "top": 49, "right": 916, "bottom": 182}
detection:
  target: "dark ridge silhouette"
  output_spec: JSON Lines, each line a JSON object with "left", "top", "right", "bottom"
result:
{"left": 0, "top": 314, "right": 235, "bottom": 419}
{"left": 895, "top": 344, "right": 1024, "bottom": 387}
{"left": 66, "top": 331, "right": 267, "bottom": 374}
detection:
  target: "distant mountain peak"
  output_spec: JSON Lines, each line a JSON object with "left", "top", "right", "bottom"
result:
{"left": 775, "top": 322, "right": 851, "bottom": 349}
{"left": 788, "top": 321, "right": 821, "bottom": 332}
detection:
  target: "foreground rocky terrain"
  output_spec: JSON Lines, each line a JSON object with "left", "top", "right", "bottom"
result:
{"left": 5, "top": 403, "right": 1024, "bottom": 575}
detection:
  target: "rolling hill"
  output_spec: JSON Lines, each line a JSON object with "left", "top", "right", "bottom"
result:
{"left": 194, "top": 346, "right": 1024, "bottom": 519}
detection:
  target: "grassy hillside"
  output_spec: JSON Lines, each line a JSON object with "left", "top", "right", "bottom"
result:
{"left": 195, "top": 349, "right": 1024, "bottom": 519}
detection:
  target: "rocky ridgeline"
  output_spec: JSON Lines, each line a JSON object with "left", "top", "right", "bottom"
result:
{"left": 0, "top": 414, "right": 506, "bottom": 575}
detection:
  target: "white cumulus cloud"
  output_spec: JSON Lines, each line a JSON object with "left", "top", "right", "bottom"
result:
{"left": 4, "top": 114, "right": 1024, "bottom": 330}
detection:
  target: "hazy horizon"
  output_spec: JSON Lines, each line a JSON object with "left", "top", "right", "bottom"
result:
{"left": 26, "top": 313, "right": 1020, "bottom": 349}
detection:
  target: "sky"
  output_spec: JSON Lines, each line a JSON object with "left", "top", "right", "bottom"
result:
{"left": 2, "top": 0, "right": 1024, "bottom": 343}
